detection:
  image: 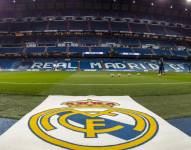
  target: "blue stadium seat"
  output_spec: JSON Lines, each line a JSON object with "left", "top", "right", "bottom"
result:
{"left": 130, "top": 23, "right": 148, "bottom": 33}
{"left": 28, "top": 22, "right": 47, "bottom": 31}
{"left": 148, "top": 25, "right": 165, "bottom": 35}
{"left": 111, "top": 22, "right": 129, "bottom": 32}
{"left": 114, "top": 47, "right": 133, "bottom": 53}
{"left": 25, "top": 47, "right": 45, "bottom": 54}
{"left": 0, "top": 47, "right": 23, "bottom": 54}
{"left": 90, "top": 21, "right": 109, "bottom": 31}
{"left": 172, "top": 50, "right": 189, "bottom": 57}
{"left": 49, "top": 21, "right": 67, "bottom": 31}
{"left": 69, "top": 47, "right": 89, "bottom": 53}
{"left": 80, "top": 60, "right": 102, "bottom": 70}
{"left": 78, "top": 36, "right": 98, "bottom": 46}
{"left": 181, "top": 28, "right": 191, "bottom": 37}
{"left": 120, "top": 38, "right": 140, "bottom": 46}
{"left": 69, "top": 21, "right": 88, "bottom": 31}
{"left": 0, "top": 23, "right": 10, "bottom": 32}
{"left": 133, "top": 48, "right": 153, "bottom": 55}
{"left": 47, "top": 47, "right": 67, "bottom": 53}
{"left": 153, "top": 49, "right": 172, "bottom": 56}
{"left": 91, "top": 47, "right": 110, "bottom": 53}
{"left": 165, "top": 27, "right": 182, "bottom": 36}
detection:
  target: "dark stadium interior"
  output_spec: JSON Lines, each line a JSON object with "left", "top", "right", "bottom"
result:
{"left": 0, "top": 0, "right": 191, "bottom": 143}
{"left": 0, "top": 1, "right": 190, "bottom": 70}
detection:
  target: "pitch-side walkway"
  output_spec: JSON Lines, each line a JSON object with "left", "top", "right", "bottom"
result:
{"left": 0, "top": 96, "right": 191, "bottom": 150}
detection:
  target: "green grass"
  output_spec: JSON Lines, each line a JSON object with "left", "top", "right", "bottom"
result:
{"left": 0, "top": 71, "right": 191, "bottom": 119}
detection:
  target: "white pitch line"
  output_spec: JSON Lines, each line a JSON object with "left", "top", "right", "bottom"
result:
{"left": 0, "top": 81, "right": 191, "bottom": 86}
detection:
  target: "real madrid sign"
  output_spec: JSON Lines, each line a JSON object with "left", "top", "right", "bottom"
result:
{"left": 0, "top": 96, "right": 191, "bottom": 150}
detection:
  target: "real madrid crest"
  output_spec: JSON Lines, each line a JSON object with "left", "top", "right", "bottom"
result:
{"left": 28, "top": 99, "right": 159, "bottom": 150}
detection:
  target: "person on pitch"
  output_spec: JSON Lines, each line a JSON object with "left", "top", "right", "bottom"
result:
{"left": 188, "top": 63, "right": 191, "bottom": 73}
{"left": 158, "top": 57, "right": 165, "bottom": 75}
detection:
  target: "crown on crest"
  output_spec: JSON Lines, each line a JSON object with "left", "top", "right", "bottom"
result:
{"left": 62, "top": 99, "right": 119, "bottom": 108}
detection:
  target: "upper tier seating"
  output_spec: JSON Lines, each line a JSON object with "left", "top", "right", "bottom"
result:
{"left": 69, "top": 21, "right": 88, "bottom": 31}
{"left": 49, "top": 21, "right": 67, "bottom": 31}
{"left": 111, "top": 22, "right": 129, "bottom": 32}
{"left": 130, "top": 23, "right": 148, "bottom": 33}
{"left": 90, "top": 21, "right": 109, "bottom": 31}
{"left": 165, "top": 27, "right": 182, "bottom": 36}
{"left": 148, "top": 25, "right": 165, "bottom": 35}
{"left": 0, "top": 19, "right": 191, "bottom": 38}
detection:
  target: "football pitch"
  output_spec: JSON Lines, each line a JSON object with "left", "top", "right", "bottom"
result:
{"left": 0, "top": 71, "right": 191, "bottom": 120}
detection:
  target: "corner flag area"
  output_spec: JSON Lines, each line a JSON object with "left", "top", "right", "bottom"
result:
{"left": 0, "top": 96, "right": 190, "bottom": 150}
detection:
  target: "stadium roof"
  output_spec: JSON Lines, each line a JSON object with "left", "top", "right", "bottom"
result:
{"left": 0, "top": 0, "right": 191, "bottom": 19}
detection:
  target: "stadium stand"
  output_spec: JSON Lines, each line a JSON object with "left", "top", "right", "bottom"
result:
{"left": 49, "top": 21, "right": 67, "bottom": 31}
{"left": 130, "top": 23, "right": 148, "bottom": 33}
{"left": 1, "top": 2, "right": 191, "bottom": 150}
{"left": 0, "top": 47, "right": 23, "bottom": 54}
{"left": 0, "top": 0, "right": 190, "bottom": 72}
{"left": 25, "top": 47, "right": 45, "bottom": 54}
{"left": 111, "top": 21, "right": 130, "bottom": 32}
{"left": 47, "top": 47, "right": 67, "bottom": 53}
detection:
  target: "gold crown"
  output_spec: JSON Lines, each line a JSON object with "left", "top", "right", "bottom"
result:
{"left": 62, "top": 99, "right": 119, "bottom": 108}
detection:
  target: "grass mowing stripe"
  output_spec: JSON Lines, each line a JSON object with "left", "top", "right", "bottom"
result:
{"left": 0, "top": 72, "right": 191, "bottom": 119}
{"left": 0, "top": 82, "right": 191, "bottom": 86}
{"left": 0, "top": 94, "right": 191, "bottom": 120}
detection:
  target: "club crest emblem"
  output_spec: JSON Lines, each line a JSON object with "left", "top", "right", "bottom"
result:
{"left": 28, "top": 99, "right": 159, "bottom": 150}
